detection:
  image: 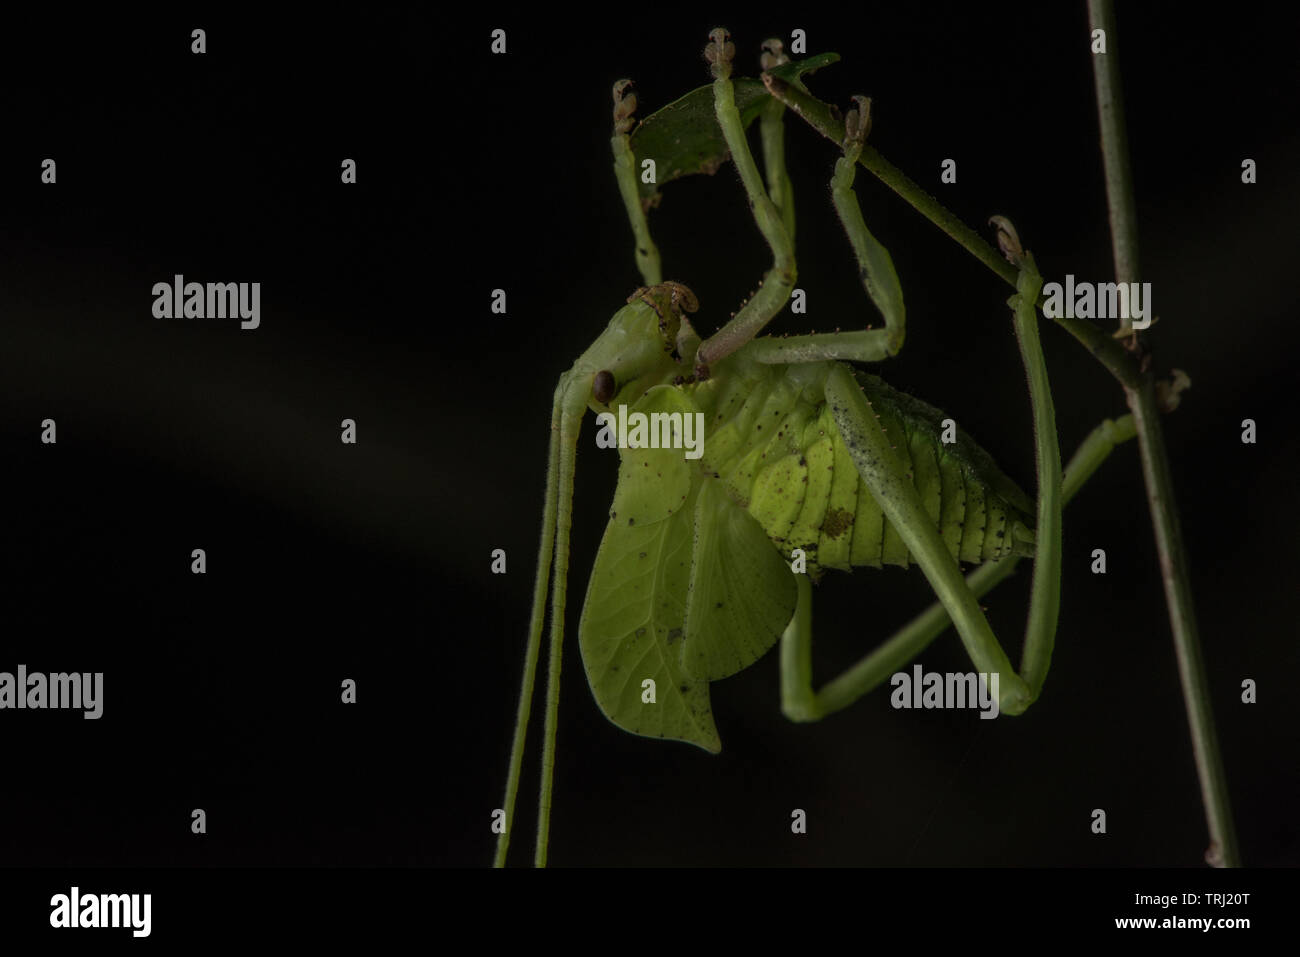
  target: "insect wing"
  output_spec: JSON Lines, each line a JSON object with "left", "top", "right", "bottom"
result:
{"left": 579, "top": 480, "right": 721, "bottom": 752}
{"left": 681, "top": 479, "right": 797, "bottom": 681}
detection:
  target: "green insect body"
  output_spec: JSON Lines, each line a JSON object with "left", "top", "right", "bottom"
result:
{"left": 572, "top": 295, "right": 1034, "bottom": 754}
{"left": 497, "top": 27, "right": 1138, "bottom": 867}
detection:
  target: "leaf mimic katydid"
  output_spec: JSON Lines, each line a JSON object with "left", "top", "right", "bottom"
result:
{"left": 495, "top": 28, "right": 1136, "bottom": 867}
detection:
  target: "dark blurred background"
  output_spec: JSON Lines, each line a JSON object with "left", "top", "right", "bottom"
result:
{"left": 0, "top": 6, "right": 1295, "bottom": 867}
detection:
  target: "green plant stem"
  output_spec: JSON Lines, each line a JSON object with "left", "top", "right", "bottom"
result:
{"left": 1088, "top": 0, "right": 1239, "bottom": 868}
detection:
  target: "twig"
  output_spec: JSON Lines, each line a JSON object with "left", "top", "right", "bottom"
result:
{"left": 1088, "top": 0, "right": 1239, "bottom": 867}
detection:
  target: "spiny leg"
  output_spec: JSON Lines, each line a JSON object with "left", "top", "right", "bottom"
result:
{"left": 611, "top": 79, "right": 662, "bottom": 286}
{"left": 823, "top": 361, "right": 1027, "bottom": 713}
{"left": 815, "top": 251, "right": 1059, "bottom": 716}
{"left": 747, "top": 96, "right": 907, "bottom": 366}
{"left": 782, "top": 413, "right": 1136, "bottom": 721}
{"left": 694, "top": 28, "right": 797, "bottom": 376}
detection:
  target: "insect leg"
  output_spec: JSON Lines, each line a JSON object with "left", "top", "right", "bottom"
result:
{"left": 781, "top": 413, "right": 1135, "bottom": 721}
{"left": 818, "top": 248, "right": 1062, "bottom": 715}
{"left": 747, "top": 97, "right": 908, "bottom": 366}
{"left": 611, "top": 79, "right": 663, "bottom": 286}
{"left": 758, "top": 39, "right": 796, "bottom": 251}
{"left": 1063, "top": 414, "right": 1136, "bottom": 501}
{"left": 494, "top": 373, "right": 588, "bottom": 867}
{"left": 533, "top": 378, "right": 589, "bottom": 866}
{"left": 1005, "top": 249, "right": 1062, "bottom": 697}
{"left": 825, "top": 362, "right": 1033, "bottom": 714}
{"left": 495, "top": 378, "right": 565, "bottom": 867}
{"left": 694, "top": 27, "right": 797, "bottom": 375}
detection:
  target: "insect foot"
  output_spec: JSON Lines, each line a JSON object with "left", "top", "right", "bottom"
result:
{"left": 1155, "top": 368, "right": 1192, "bottom": 413}
{"left": 612, "top": 78, "right": 637, "bottom": 135}
{"left": 759, "top": 38, "right": 788, "bottom": 71}
{"left": 705, "top": 27, "right": 735, "bottom": 80}
{"left": 843, "top": 95, "right": 872, "bottom": 152}
{"left": 627, "top": 282, "right": 699, "bottom": 352}
{"left": 988, "top": 215, "right": 1025, "bottom": 265}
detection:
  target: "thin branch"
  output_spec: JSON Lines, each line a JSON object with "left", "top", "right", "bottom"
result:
{"left": 1088, "top": 0, "right": 1240, "bottom": 867}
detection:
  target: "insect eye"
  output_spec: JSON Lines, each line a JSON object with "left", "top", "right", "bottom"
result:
{"left": 593, "top": 370, "right": 616, "bottom": 404}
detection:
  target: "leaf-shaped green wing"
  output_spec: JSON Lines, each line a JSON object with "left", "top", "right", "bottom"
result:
{"left": 579, "top": 481, "right": 721, "bottom": 753}
{"left": 681, "top": 480, "right": 797, "bottom": 681}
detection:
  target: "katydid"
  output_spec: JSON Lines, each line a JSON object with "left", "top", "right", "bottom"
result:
{"left": 495, "top": 28, "right": 1136, "bottom": 867}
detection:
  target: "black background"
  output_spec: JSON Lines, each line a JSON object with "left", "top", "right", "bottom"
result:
{"left": 0, "top": 5, "right": 1296, "bottom": 871}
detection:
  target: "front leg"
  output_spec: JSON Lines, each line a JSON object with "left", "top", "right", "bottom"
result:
{"left": 693, "top": 28, "right": 797, "bottom": 376}
{"left": 610, "top": 79, "right": 663, "bottom": 287}
{"left": 748, "top": 96, "right": 907, "bottom": 366}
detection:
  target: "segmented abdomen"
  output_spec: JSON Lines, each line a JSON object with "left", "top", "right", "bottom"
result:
{"left": 691, "top": 360, "right": 1035, "bottom": 578}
